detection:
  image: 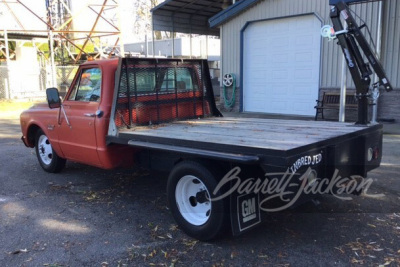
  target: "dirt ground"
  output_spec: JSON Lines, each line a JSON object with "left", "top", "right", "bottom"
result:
{"left": 0, "top": 102, "right": 399, "bottom": 266}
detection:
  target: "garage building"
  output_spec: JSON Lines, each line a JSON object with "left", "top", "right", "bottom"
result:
{"left": 210, "top": 0, "right": 400, "bottom": 121}
{"left": 152, "top": 0, "right": 400, "bottom": 121}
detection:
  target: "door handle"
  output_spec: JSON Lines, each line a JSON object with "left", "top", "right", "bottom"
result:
{"left": 84, "top": 110, "right": 103, "bottom": 118}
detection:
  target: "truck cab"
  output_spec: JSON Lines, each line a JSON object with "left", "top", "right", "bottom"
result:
{"left": 20, "top": 59, "right": 135, "bottom": 171}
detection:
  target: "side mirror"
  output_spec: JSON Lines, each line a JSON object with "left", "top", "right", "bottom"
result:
{"left": 46, "top": 88, "right": 61, "bottom": 109}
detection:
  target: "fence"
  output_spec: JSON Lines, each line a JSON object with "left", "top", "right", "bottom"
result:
{"left": 0, "top": 66, "right": 8, "bottom": 99}
{"left": 0, "top": 64, "right": 78, "bottom": 100}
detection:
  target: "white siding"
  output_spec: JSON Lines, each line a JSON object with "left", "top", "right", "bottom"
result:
{"left": 220, "top": 0, "right": 397, "bottom": 89}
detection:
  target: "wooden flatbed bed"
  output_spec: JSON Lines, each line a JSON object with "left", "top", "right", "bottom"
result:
{"left": 110, "top": 117, "right": 382, "bottom": 163}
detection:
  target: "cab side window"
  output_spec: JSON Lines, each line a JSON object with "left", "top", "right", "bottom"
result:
{"left": 68, "top": 68, "right": 102, "bottom": 102}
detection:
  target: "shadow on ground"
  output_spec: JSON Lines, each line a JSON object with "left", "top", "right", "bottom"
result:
{"left": 0, "top": 114, "right": 399, "bottom": 266}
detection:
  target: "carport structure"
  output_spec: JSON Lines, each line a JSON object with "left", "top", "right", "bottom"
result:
{"left": 151, "top": 0, "right": 230, "bottom": 36}
{"left": 151, "top": 0, "right": 234, "bottom": 58}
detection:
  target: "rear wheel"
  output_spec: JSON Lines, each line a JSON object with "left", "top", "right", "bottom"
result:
{"left": 167, "top": 161, "right": 228, "bottom": 241}
{"left": 35, "top": 129, "right": 66, "bottom": 173}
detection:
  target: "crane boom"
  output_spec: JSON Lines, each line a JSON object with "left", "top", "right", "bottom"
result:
{"left": 329, "top": 0, "right": 392, "bottom": 125}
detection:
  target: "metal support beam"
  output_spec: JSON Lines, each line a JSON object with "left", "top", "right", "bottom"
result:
{"left": 2, "top": 0, "right": 24, "bottom": 30}
{"left": 49, "top": 30, "right": 57, "bottom": 87}
{"left": 339, "top": 20, "right": 348, "bottom": 123}
{"left": 371, "top": 0, "right": 384, "bottom": 124}
{"left": 190, "top": 34, "right": 193, "bottom": 59}
{"left": 145, "top": 34, "right": 148, "bottom": 57}
{"left": 152, "top": 18, "right": 155, "bottom": 57}
{"left": 190, "top": 16, "right": 193, "bottom": 59}
{"left": 0, "top": 0, "right": 123, "bottom": 69}
{"left": 10, "top": 0, "right": 88, "bottom": 57}
{"left": 339, "top": 54, "right": 347, "bottom": 122}
{"left": 5, "top": 30, "right": 119, "bottom": 34}
{"left": 330, "top": 5, "right": 369, "bottom": 124}
{"left": 3, "top": 28, "right": 10, "bottom": 99}
{"left": 89, "top": 6, "right": 119, "bottom": 31}
{"left": 71, "top": 33, "right": 118, "bottom": 41}
{"left": 75, "top": 0, "right": 108, "bottom": 62}
{"left": 206, "top": 35, "right": 209, "bottom": 60}
{"left": 117, "top": 0, "right": 124, "bottom": 58}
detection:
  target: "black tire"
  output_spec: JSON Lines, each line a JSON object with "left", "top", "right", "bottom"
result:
{"left": 167, "top": 161, "right": 228, "bottom": 241}
{"left": 35, "top": 129, "right": 66, "bottom": 173}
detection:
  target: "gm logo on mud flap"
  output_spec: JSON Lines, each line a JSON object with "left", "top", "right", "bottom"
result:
{"left": 242, "top": 198, "right": 256, "bottom": 222}
{"left": 237, "top": 193, "right": 261, "bottom": 231}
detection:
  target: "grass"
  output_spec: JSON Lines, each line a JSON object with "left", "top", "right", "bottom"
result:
{"left": 0, "top": 100, "right": 38, "bottom": 112}
{"left": 0, "top": 100, "right": 42, "bottom": 119}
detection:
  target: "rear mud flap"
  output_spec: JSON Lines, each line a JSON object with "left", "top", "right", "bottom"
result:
{"left": 230, "top": 192, "right": 261, "bottom": 236}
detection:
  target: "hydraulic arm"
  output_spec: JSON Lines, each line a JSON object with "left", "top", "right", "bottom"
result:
{"left": 328, "top": 0, "right": 392, "bottom": 125}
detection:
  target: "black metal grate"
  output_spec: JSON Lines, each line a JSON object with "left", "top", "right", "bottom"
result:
{"left": 114, "top": 58, "right": 220, "bottom": 128}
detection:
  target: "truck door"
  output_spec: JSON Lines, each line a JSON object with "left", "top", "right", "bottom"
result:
{"left": 57, "top": 66, "right": 102, "bottom": 167}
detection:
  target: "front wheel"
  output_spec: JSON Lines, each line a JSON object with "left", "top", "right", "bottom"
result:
{"left": 35, "top": 129, "right": 66, "bottom": 173}
{"left": 167, "top": 161, "right": 228, "bottom": 241}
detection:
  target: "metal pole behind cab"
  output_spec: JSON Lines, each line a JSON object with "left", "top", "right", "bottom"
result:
{"left": 339, "top": 55, "right": 347, "bottom": 122}
{"left": 152, "top": 19, "right": 155, "bottom": 58}
{"left": 117, "top": 0, "right": 125, "bottom": 58}
{"left": 339, "top": 20, "right": 348, "bottom": 123}
{"left": 49, "top": 30, "right": 57, "bottom": 88}
{"left": 371, "top": 1, "right": 384, "bottom": 124}
{"left": 4, "top": 29, "right": 10, "bottom": 99}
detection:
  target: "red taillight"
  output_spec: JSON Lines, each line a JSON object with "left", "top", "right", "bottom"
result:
{"left": 373, "top": 147, "right": 380, "bottom": 160}
{"left": 368, "top": 147, "right": 380, "bottom": 161}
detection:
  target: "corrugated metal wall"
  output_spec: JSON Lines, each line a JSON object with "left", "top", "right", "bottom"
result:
{"left": 382, "top": 0, "right": 400, "bottom": 88}
{"left": 221, "top": 0, "right": 399, "bottom": 90}
{"left": 379, "top": 0, "right": 400, "bottom": 121}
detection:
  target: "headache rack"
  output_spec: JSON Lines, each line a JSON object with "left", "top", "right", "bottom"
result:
{"left": 108, "top": 58, "right": 222, "bottom": 136}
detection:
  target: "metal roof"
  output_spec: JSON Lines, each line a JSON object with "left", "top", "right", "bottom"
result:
{"left": 209, "top": 0, "right": 261, "bottom": 28}
{"left": 208, "top": 0, "right": 383, "bottom": 29}
{"left": 0, "top": 32, "right": 47, "bottom": 41}
{"left": 151, "top": 0, "right": 234, "bottom": 36}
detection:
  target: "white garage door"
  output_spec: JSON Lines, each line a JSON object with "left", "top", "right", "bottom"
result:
{"left": 243, "top": 15, "right": 321, "bottom": 116}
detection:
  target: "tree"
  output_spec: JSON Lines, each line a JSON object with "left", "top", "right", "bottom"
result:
{"left": 133, "top": 0, "right": 164, "bottom": 40}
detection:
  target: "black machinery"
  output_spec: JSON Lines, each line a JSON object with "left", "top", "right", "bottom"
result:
{"left": 325, "top": 0, "right": 392, "bottom": 125}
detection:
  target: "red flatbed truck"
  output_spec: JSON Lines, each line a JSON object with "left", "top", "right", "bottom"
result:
{"left": 20, "top": 0, "right": 392, "bottom": 240}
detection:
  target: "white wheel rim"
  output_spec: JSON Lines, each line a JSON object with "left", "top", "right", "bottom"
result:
{"left": 175, "top": 175, "right": 211, "bottom": 226}
{"left": 38, "top": 134, "right": 53, "bottom": 165}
